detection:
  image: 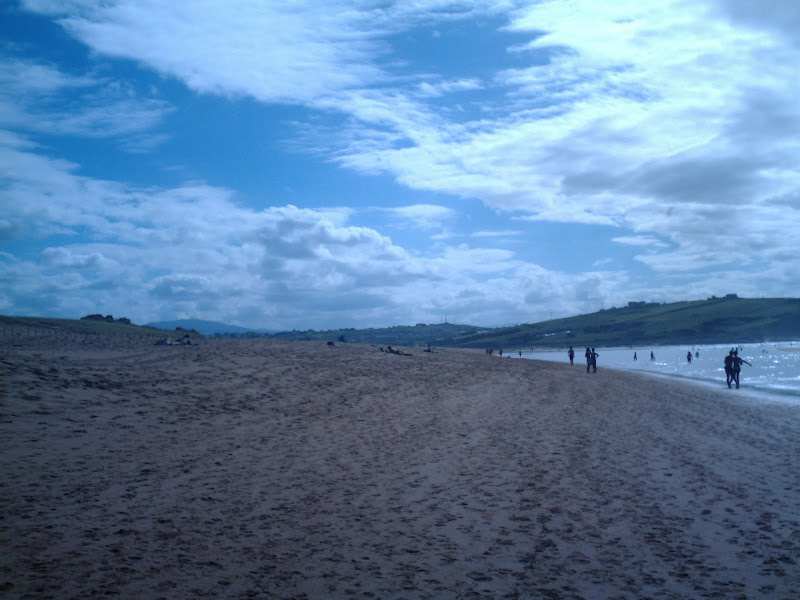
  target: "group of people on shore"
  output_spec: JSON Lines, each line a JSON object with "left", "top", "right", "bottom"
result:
{"left": 724, "top": 349, "right": 751, "bottom": 388}
{"left": 564, "top": 344, "right": 753, "bottom": 388}
{"left": 566, "top": 346, "right": 599, "bottom": 373}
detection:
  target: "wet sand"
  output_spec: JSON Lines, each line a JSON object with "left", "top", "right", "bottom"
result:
{"left": 1, "top": 335, "right": 798, "bottom": 599}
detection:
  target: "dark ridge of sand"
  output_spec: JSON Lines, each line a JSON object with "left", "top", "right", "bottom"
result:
{"left": 1, "top": 336, "right": 798, "bottom": 599}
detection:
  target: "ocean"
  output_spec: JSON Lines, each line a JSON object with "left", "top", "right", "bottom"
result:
{"left": 514, "top": 341, "right": 800, "bottom": 404}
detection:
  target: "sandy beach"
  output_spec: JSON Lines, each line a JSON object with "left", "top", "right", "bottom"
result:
{"left": 1, "top": 335, "right": 798, "bottom": 599}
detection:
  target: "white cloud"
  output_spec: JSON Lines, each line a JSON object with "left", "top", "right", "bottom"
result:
{"left": 0, "top": 136, "right": 430, "bottom": 326}
{"left": 29, "top": 0, "right": 388, "bottom": 104}
{"left": 6, "top": 0, "right": 800, "bottom": 326}
{"left": 337, "top": 0, "right": 799, "bottom": 279}
{"left": 39, "top": 247, "right": 117, "bottom": 269}
{"left": 416, "top": 78, "right": 483, "bottom": 98}
{"left": 386, "top": 204, "right": 455, "bottom": 230}
{"left": 3, "top": 129, "right": 655, "bottom": 327}
{"left": 0, "top": 56, "right": 172, "bottom": 143}
{"left": 612, "top": 235, "right": 668, "bottom": 248}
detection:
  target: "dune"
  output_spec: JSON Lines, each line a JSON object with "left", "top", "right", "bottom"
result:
{"left": 1, "top": 335, "right": 798, "bottom": 599}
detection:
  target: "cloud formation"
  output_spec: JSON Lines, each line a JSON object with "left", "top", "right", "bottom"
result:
{"left": 2, "top": 0, "right": 798, "bottom": 329}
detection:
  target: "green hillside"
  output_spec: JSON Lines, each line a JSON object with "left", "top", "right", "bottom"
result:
{"left": 270, "top": 322, "right": 484, "bottom": 346}
{"left": 440, "top": 296, "right": 800, "bottom": 348}
{"left": 0, "top": 315, "right": 201, "bottom": 338}
{"left": 3, "top": 296, "right": 797, "bottom": 348}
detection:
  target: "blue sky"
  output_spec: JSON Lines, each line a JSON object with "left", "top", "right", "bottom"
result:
{"left": 1, "top": 0, "right": 799, "bottom": 330}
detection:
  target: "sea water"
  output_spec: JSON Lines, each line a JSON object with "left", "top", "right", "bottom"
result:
{"left": 515, "top": 342, "right": 800, "bottom": 403}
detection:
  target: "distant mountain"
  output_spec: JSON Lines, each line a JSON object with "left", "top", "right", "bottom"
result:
{"left": 147, "top": 319, "right": 257, "bottom": 335}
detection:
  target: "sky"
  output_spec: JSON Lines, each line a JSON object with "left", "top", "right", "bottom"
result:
{"left": 1, "top": 0, "right": 799, "bottom": 331}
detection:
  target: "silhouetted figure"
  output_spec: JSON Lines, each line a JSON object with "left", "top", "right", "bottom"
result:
{"left": 590, "top": 348, "right": 599, "bottom": 373}
{"left": 687, "top": 351, "right": 692, "bottom": 364}
{"left": 633, "top": 352, "right": 638, "bottom": 361}
{"left": 585, "top": 347, "right": 591, "bottom": 372}
{"left": 695, "top": 350, "right": 699, "bottom": 358}
{"left": 650, "top": 351, "right": 655, "bottom": 361}
{"left": 731, "top": 350, "right": 751, "bottom": 389}
{"left": 724, "top": 350, "right": 734, "bottom": 388}
{"left": 568, "top": 346, "right": 575, "bottom": 365}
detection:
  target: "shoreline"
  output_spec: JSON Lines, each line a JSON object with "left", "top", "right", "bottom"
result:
{"left": 514, "top": 341, "right": 800, "bottom": 404}
{"left": 605, "top": 366, "right": 800, "bottom": 406}
{"left": 2, "top": 337, "right": 799, "bottom": 598}
{"left": 511, "top": 339, "right": 800, "bottom": 353}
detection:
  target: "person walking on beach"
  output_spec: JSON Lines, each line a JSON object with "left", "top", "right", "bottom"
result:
{"left": 650, "top": 351, "right": 655, "bottom": 361}
{"left": 568, "top": 346, "right": 575, "bottom": 365}
{"left": 590, "top": 348, "right": 599, "bottom": 373}
{"left": 731, "top": 350, "right": 751, "bottom": 389}
{"left": 585, "top": 347, "right": 591, "bottom": 372}
{"left": 687, "top": 351, "right": 692, "bottom": 364}
{"left": 634, "top": 352, "right": 637, "bottom": 361}
{"left": 724, "top": 350, "right": 735, "bottom": 388}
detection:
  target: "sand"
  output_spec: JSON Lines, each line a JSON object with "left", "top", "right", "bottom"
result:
{"left": 1, "top": 334, "right": 798, "bottom": 599}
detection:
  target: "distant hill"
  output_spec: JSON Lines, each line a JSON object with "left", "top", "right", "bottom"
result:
{"left": 180, "top": 297, "right": 799, "bottom": 347}
{"left": 270, "top": 322, "right": 485, "bottom": 346}
{"left": 438, "top": 296, "right": 800, "bottom": 349}
{"left": 0, "top": 315, "right": 199, "bottom": 338}
{"left": 146, "top": 319, "right": 260, "bottom": 335}
{"left": 5, "top": 296, "right": 796, "bottom": 347}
